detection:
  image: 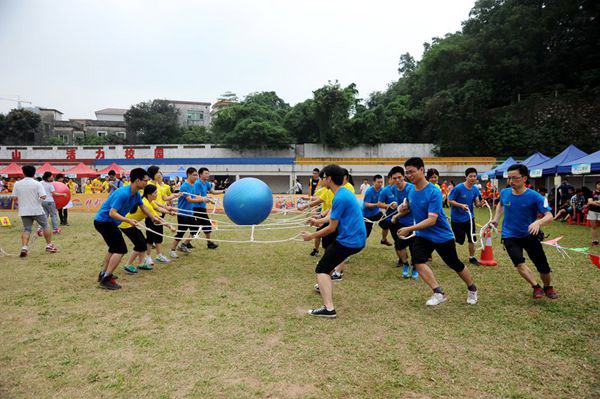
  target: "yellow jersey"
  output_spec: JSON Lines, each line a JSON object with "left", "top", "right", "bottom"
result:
{"left": 148, "top": 181, "right": 172, "bottom": 206}
{"left": 316, "top": 183, "right": 355, "bottom": 213}
{"left": 119, "top": 197, "right": 159, "bottom": 229}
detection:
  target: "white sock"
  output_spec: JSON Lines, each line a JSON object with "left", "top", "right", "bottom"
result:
{"left": 326, "top": 306, "right": 334, "bottom": 311}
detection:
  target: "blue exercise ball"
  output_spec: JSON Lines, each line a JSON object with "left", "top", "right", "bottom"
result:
{"left": 223, "top": 178, "right": 274, "bottom": 225}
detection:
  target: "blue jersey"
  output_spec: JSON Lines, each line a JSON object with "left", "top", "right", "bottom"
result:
{"left": 448, "top": 183, "right": 481, "bottom": 223}
{"left": 331, "top": 187, "right": 367, "bottom": 249}
{"left": 177, "top": 181, "right": 196, "bottom": 216}
{"left": 193, "top": 180, "right": 212, "bottom": 209}
{"left": 392, "top": 182, "right": 415, "bottom": 226}
{"left": 408, "top": 182, "right": 454, "bottom": 244}
{"left": 95, "top": 185, "right": 142, "bottom": 225}
{"left": 500, "top": 188, "right": 551, "bottom": 238}
{"left": 362, "top": 186, "right": 382, "bottom": 218}
{"left": 378, "top": 185, "right": 396, "bottom": 221}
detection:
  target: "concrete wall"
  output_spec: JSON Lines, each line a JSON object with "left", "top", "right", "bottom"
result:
{"left": 299, "top": 143, "right": 435, "bottom": 158}
{"left": 95, "top": 113, "right": 125, "bottom": 122}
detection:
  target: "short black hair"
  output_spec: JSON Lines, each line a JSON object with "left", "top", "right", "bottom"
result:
{"left": 199, "top": 167, "right": 209, "bottom": 175}
{"left": 129, "top": 167, "right": 148, "bottom": 183}
{"left": 465, "top": 167, "right": 477, "bottom": 176}
{"left": 538, "top": 187, "right": 548, "bottom": 194}
{"left": 389, "top": 166, "right": 405, "bottom": 176}
{"left": 373, "top": 174, "right": 383, "bottom": 181}
{"left": 321, "top": 164, "right": 345, "bottom": 186}
{"left": 143, "top": 184, "right": 157, "bottom": 197}
{"left": 405, "top": 157, "right": 425, "bottom": 170}
{"left": 313, "top": 168, "right": 320, "bottom": 173}
{"left": 42, "top": 171, "right": 52, "bottom": 181}
{"left": 576, "top": 188, "right": 584, "bottom": 194}
{"left": 425, "top": 168, "right": 438, "bottom": 179}
{"left": 507, "top": 164, "right": 528, "bottom": 177}
{"left": 186, "top": 167, "right": 197, "bottom": 176}
{"left": 22, "top": 165, "right": 36, "bottom": 177}
{"left": 56, "top": 173, "right": 64, "bottom": 180}
{"left": 108, "top": 170, "right": 116, "bottom": 176}
{"left": 147, "top": 165, "right": 160, "bottom": 180}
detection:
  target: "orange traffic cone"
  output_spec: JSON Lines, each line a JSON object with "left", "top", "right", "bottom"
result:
{"left": 479, "top": 227, "right": 497, "bottom": 266}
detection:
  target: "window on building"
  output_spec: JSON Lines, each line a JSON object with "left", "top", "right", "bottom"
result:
{"left": 187, "top": 110, "right": 203, "bottom": 121}
{"left": 97, "top": 131, "right": 107, "bottom": 137}
{"left": 116, "top": 131, "right": 126, "bottom": 139}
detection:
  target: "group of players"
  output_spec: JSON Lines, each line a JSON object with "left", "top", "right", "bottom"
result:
{"left": 299, "top": 158, "right": 558, "bottom": 318}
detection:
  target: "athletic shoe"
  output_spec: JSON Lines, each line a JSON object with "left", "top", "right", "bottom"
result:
{"left": 592, "top": 241, "right": 599, "bottom": 246}
{"left": 169, "top": 250, "right": 178, "bottom": 259}
{"left": 307, "top": 306, "right": 336, "bottom": 318}
{"left": 331, "top": 272, "right": 343, "bottom": 281}
{"left": 313, "top": 283, "right": 320, "bottom": 292}
{"left": 123, "top": 265, "right": 138, "bottom": 274}
{"left": 207, "top": 241, "right": 218, "bottom": 249}
{"left": 177, "top": 243, "right": 189, "bottom": 253}
{"left": 426, "top": 292, "right": 447, "bottom": 306}
{"left": 99, "top": 275, "right": 121, "bottom": 290}
{"left": 98, "top": 272, "right": 118, "bottom": 282}
{"left": 544, "top": 286, "right": 559, "bottom": 299}
{"left": 45, "top": 244, "right": 58, "bottom": 253}
{"left": 467, "top": 290, "right": 478, "bottom": 305}
{"left": 402, "top": 263, "right": 410, "bottom": 278}
{"left": 53, "top": 228, "right": 61, "bottom": 234}
{"left": 145, "top": 256, "right": 154, "bottom": 266}
{"left": 19, "top": 246, "right": 28, "bottom": 258}
{"left": 411, "top": 268, "right": 419, "bottom": 280}
{"left": 186, "top": 243, "right": 194, "bottom": 249}
{"left": 533, "top": 286, "right": 545, "bottom": 299}
{"left": 380, "top": 239, "right": 393, "bottom": 247}
{"left": 156, "top": 255, "right": 170, "bottom": 263}
{"left": 310, "top": 249, "right": 319, "bottom": 257}
{"left": 469, "top": 257, "right": 481, "bottom": 266}
{"left": 138, "top": 264, "right": 153, "bottom": 271}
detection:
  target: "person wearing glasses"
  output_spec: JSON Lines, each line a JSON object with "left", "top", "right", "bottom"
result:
{"left": 491, "top": 164, "right": 558, "bottom": 300}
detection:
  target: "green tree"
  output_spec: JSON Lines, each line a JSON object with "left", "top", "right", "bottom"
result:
{"left": 124, "top": 100, "right": 180, "bottom": 144}
{"left": 312, "top": 81, "right": 359, "bottom": 148}
{"left": 283, "top": 99, "right": 319, "bottom": 144}
{"left": 178, "top": 126, "right": 213, "bottom": 144}
{"left": 0, "top": 109, "right": 40, "bottom": 145}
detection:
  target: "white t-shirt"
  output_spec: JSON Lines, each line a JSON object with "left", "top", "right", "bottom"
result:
{"left": 13, "top": 178, "right": 46, "bottom": 216}
{"left": 360, "top": 183, "right": 371, "bottom": 194}
{"left": 41, "top": 181, "right": 56, "bottom": 202}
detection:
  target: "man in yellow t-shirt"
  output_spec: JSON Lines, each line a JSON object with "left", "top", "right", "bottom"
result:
{"left": 91, "top": 177, "right": 102, "bottom": 193}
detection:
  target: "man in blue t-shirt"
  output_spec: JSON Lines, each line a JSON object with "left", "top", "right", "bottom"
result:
{"left": 302, "top": 164, "right": 366, "bottom": 318}
{"left": 189, "top": 167, "right": 225, "bottom": 250}
{"left": 387, "top": 166, "right": 418, "bottom": 279}
{"left": 362, "top": 174, "right": 384, "bottom": 238}
{"left": 448, "top": 167, "right": 482, "bottom": 265}
{"left": 396, "top": 158, "right": 479, "bottom": 307}
{"left": 491, "top": 164, "right": 557, "bottom": 300}
{"left": 376, "top": 172, "right": 397, "bottom": 247}
{"left": 169, "top": 167, "right": 208, "bottom": 258}
{"left": 94, "top": 168, "right": 158, "bottom": 290}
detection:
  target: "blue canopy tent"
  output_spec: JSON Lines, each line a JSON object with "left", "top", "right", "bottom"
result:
{"left": 528, "top": 145, "right": 588, "bottom": 177}
{"left": 493, "top": 157, "right": 519, "bottom": 178}
{"left": 521, "top": 152, "right": 550, "bottom": 168}
{"left": 481, "top": 157, "right": 516, "bottom": 180}
{"left": 557, "top": 149, "right": 600, "bottom": 174}
{"left": 164, "top": 166, "right": 187, "bottom": 179}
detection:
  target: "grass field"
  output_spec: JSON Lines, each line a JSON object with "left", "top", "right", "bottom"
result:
{"left": 0, "top": 208, "right": 599, "bottom": 399}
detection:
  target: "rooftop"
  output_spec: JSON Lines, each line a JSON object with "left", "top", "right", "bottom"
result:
{"left": 95, "top": 108, "right": 128, "bottom": 115}
{"left": 167, "top": 100, "right": 211, "bottom": 106}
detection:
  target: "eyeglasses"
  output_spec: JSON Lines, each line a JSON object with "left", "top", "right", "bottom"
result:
{"left": 506, "top": 176, "right": 522, "bottom": 181}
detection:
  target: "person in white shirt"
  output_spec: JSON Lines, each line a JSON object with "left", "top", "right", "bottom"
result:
{"left": 41, "top": 172, "right": 66, "bottom": 233}
{"left": 359, "top": 179, "right": 371, "bottom": 195}
{"left": 12, "top": 165, "right": 58, "bottom": 257}
{"left": 293, "top": 178, "right": 303, "bottom": 194}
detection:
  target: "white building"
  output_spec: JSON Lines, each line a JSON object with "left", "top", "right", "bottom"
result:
{"left": 95, "top": 108, "right": 127, "bottom": 122}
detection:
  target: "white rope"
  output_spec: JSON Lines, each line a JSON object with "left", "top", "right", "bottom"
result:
{"left": 465, "top": 206, "right": 479, "bottom": 244}
{"left": 479, "top": 200, "right": 498, "bottom": 250}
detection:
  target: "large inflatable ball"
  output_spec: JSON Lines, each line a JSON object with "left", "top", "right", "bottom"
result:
{"left": 52, "top": 182, "right": 71, "bottom": 209}
{"left": 223, "top": 178, "right": 273, "bottom": 225}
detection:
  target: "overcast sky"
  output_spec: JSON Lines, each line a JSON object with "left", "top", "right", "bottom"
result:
{"left": 0, "top": 0, "right": 475, "bottom": 119}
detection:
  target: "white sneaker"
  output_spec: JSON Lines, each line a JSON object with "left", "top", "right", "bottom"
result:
{"left": 156, "top": 254, "right": 170, "bottom": 263}
{"left": 313, "top": 283, "right": 320, "bottom": 292}
{"left": 169, "top": 250, "right": 178, "bottom": 259}
{"left": 467, "top": 290, "right": 478, "bottom": 305}
{"left": 426, "top": 292, "right": 447, "bottom": 306}
{"left": 177, "top": 243, "right": 189, "bottom": 253}
{"left": 145, "top": 256, "right": 154, "bottom": 265}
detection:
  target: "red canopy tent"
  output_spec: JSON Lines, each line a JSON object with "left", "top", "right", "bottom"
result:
{"left": 64, "top": 163, "right": 100, "bottom": 178}
{"left": 36, "top": 162, "right": 63, "bottom": 175}
{"left": 98, "top": 162, "right": 126, "bottom": 176}
{"left": 0, "top": 162, "right": 24, "bottom": 178}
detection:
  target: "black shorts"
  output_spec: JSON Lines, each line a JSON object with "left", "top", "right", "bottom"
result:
{"left": 193, "top": 207, "right": 212, "bottom": 234}
{"left": 121, "top": 226, "right": 147, "bottom": 252}
{"left": 412, "top": 236, "right": 465, "bottom": 272}
{"left": 379, "top": 218, "right": 392, "bottom": 230}
{"left": 502, "top": 236, "right": 551, "bottom": 273}
{"left": 319, "top": 223, "right": 338, "bottom": 249}
{"left": 315, "top": 241, "right": 363, "bottom": 274}
{"left": 175, "top": 214, "right": 199, "bottom": 240}
{"left": 94, "top": 220, "right": 127, "bottom": 254}
{"left": 364, "top": 214, "right": 380, "bottom": 238}
{"left": 389, "top": 222, "right": 414, "bottom": 251}
{"left": 451, "top": 220, "right": 477, "bottom": 245}
{"left": 145, "top": 218, "right": 163, "bottom": 245}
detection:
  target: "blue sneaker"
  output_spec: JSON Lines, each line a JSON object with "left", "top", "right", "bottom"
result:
{"left": 411, "top": 268, "right": 419, "bottom": 280}
{"left": 123, "top": 265, "right": 138, "bottom": 274}
{"left": 402, "top": 263, "right": 410, "bottom": 278}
